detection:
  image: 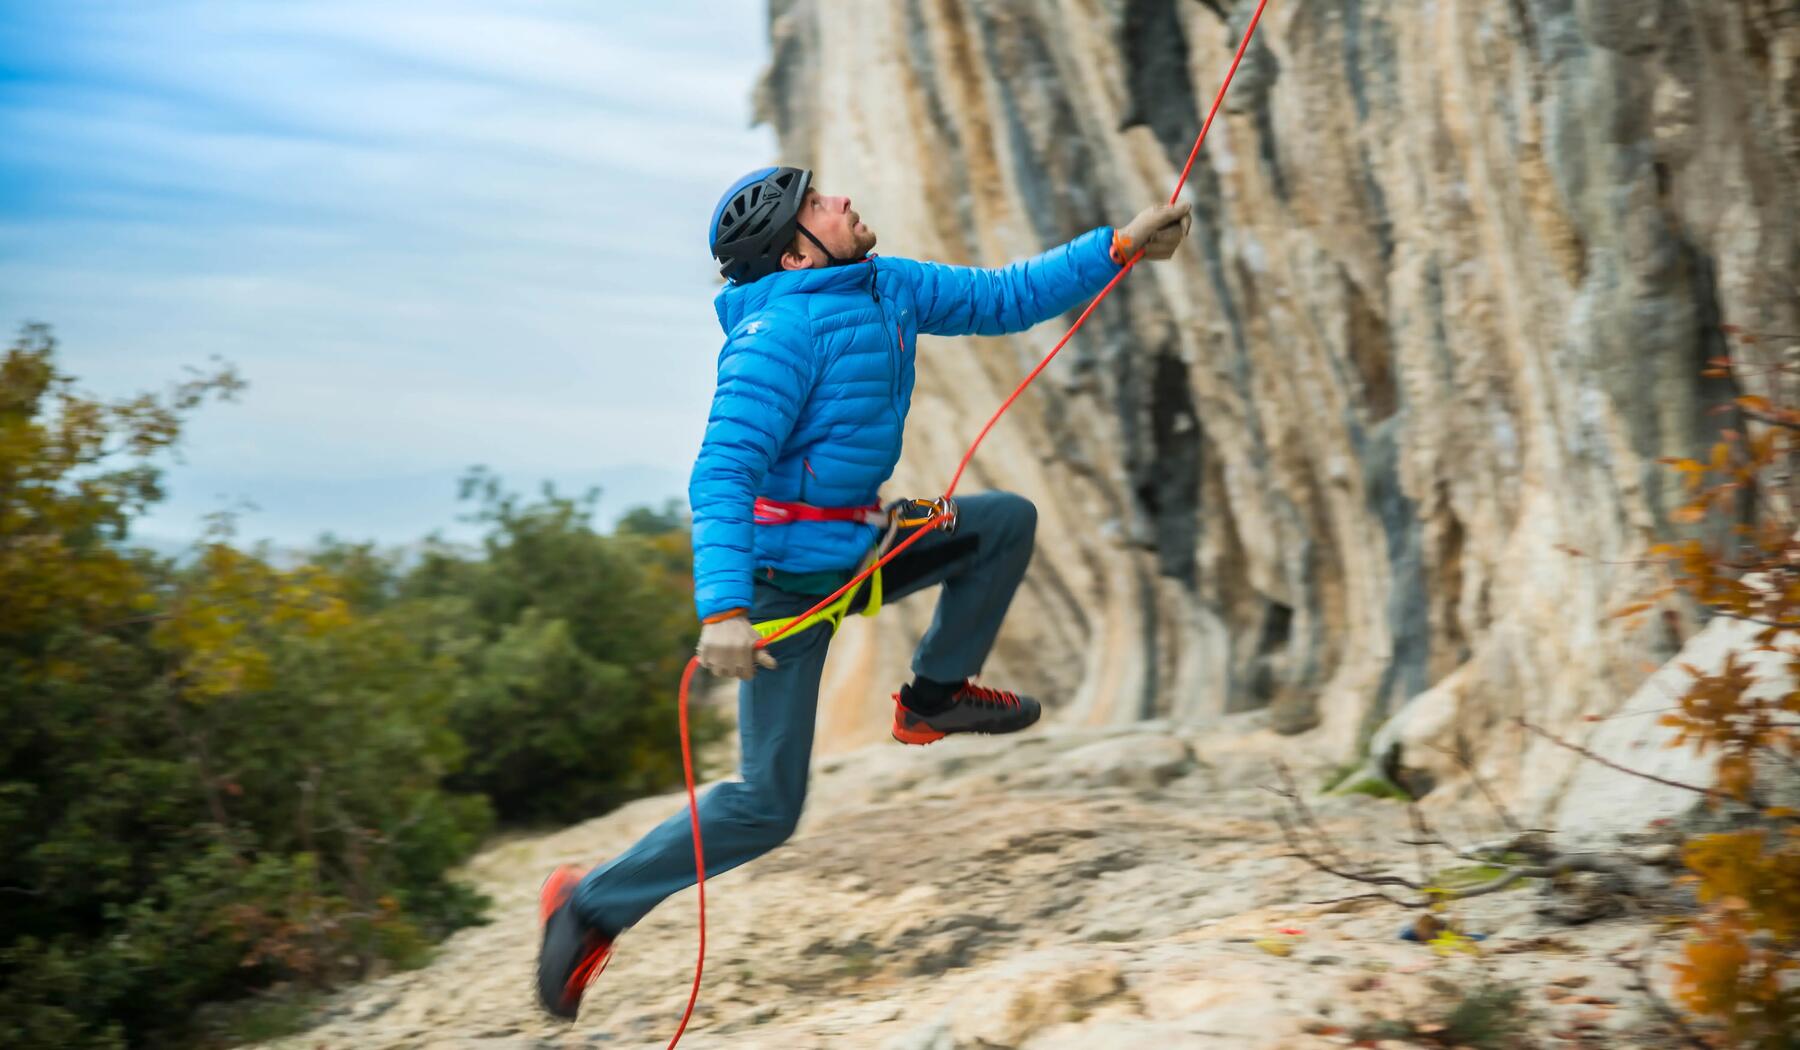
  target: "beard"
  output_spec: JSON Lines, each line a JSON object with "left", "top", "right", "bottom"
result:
{"left": 851, "top": 222, "right": 878, "bottom": 256}
{"left": 796, "top": 219, "right": 877, "bottom": 266}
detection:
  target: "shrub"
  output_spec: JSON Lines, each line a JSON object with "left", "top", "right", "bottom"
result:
{"left": 1630, "top": 321, "right": 1800, "bottom": 1048}
{"left": 0, "top": 326, "right": 489, "bottom": 1048}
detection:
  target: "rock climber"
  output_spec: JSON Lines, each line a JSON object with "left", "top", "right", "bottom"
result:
{"left": 536, "top": 165, "right": 1190, "bottom": 1019}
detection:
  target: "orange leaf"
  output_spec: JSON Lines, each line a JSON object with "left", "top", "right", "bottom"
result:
{"left": 1718, "top": 754, "right": 1754, "bottom": 800}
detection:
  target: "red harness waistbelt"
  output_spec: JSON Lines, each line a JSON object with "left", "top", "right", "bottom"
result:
{"left": 753, "top": 497, "right": 885, "bottom": 526}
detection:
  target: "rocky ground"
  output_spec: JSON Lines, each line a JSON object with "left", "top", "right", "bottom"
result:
{"left": 262, "top": 720, "right": 1696, "bottom": 1049}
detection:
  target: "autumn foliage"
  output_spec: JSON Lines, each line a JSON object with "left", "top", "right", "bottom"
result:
{"left": 1635, "top": 325, "right": 1800, "bottom": 1047}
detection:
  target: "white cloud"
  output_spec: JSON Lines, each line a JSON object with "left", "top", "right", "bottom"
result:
{"left": 1, "top": 0, "right": 774, "bottom": 544}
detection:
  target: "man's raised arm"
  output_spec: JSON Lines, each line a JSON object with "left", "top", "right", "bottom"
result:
{"left": 893, "top": 203, "right": 1190, "bottom": 338}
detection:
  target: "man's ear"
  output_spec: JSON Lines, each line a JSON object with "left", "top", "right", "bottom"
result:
{"left": 779, "top": 247, "right": 813, "bottom": 272}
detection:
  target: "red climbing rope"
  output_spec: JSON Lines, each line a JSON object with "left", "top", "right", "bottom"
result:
{"left": 664, "top": 2, "right": 1269, "bottom": 1043}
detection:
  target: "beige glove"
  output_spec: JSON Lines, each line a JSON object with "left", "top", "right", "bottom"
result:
{"left": 1113, "top": 202, "right": 1192, "bottom": 261}
{"left": 697, "top": 612, "right": 777, "bottom": 680}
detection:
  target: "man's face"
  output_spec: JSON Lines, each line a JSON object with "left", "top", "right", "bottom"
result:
{"left": 782, "top": 188, "right": 877, "bottom": 270}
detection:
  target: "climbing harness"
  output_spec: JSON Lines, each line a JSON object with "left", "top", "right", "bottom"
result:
{"left": 663, "top": 3, "right": 1270, "bottom": 1044}
{"left": 751, "top": 564, "right": 884, "bottom": 640}
{"left": 750, "top": 496, "right": 957, "bottom": 641}
{"left": 752, "top": 496, "right": 884, "bottom": 525}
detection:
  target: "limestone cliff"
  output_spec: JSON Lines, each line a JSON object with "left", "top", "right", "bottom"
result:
{"left": 756, "top": 0, "right": 1800, "bottom": 811}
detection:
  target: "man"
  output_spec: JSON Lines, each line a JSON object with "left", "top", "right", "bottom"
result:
{"left": 536, "top": 165, "right": 1189, "bottom": 1019}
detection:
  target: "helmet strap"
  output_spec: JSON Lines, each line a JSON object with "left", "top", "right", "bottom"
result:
{"left": 794, "top": 222, "right": 862, "bottom": 269}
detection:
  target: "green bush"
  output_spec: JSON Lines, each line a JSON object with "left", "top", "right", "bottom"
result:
{"left": 0, "top": 326, "right": 712, "bottom": 1046}
{"left": 392, "top": 473, "right": 717, "bottom": 824}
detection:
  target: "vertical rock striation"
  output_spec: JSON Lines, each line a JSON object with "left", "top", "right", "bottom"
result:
{"left": 758, "top": 0, "right": 1799, "bottom": 811}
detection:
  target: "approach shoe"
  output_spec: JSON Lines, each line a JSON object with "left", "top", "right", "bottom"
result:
{"left": 536, "top": 865, "right": 614, "bottom": 1021}
{"left": 891, "top": 680, "right": 1042, "bottom": 745}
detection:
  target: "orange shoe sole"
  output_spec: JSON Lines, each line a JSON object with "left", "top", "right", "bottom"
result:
{"left": 891, "top": 722, "right": 947, "bottom": 746}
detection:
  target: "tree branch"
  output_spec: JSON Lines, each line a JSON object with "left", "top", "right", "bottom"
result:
{"left": 1307, "top": 891, "right": 1425, "bottom": 910}
{"left": 1708, "top": 609, "right": 1800, "bottom": 631}
{"left": 97, "top": 611, "right": 171, "bottom": 632}
{"left": 1443, "top": 733, "right": 1523, "bottom": 835}
{"left": 1435, "top": 854, "right": 1638, "bottom": 903}
{"left": 1269, "top": 763, "right": 1431, "bottom": 905}
{"left": 1270, "top": 761, "right": 1359, "bottom": 871}
{"left": 1275, "top": 808, "right": 1428, "bottom": 895}
{"left": 1516, "top": 718, "right": 1735, "bottom": 803}
{"left": 1738, "top": 405, "right": 1800, "bottom": 433}
{"left": 1406, "top": 805, "right": 1434, "bottom": 887}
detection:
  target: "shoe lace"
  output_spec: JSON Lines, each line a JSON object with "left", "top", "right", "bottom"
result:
{"left": 566, "top": 937, "right": 613, "bottom": 997}
{"left": 957, "top": 682, "right": 1020, "bottom": 709}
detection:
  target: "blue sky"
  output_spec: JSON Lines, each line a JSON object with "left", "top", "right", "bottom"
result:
{"left": 0, "top": 1, "right": 773, "bottom": 547}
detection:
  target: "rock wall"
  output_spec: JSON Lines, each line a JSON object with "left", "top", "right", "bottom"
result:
{"left": 755, "top": 0, "right": 1799, "bottom": 810}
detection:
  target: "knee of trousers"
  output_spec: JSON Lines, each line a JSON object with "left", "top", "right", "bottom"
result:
{"left": 745, "top": 808, "right": 802, "bottom": 850}
{"left": 988, "top": 491, "right": 1038, "bottom": 546}
{"left": 726, "top": 786, "right": 804, "bottom": 849}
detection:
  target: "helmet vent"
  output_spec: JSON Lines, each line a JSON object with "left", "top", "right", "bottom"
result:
{"left": 709, "top": 165, "right": 812, "bottom": 282}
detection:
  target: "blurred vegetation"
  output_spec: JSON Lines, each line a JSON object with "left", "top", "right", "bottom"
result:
{"left": 1629, "top": 323, "right": 1800, "bottom": 1048}
{"left": 0, "top": 325, "right": 713, "bottom": 1047}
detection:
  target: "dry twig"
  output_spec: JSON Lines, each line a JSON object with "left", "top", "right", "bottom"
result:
{"left": 1272, "top": 759, "right": 1650, "bottom": 911}
{"left": 1516, "top": 718, "right": 1739, "bottom": 804}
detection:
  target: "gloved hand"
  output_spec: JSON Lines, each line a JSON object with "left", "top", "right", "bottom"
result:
{"left": 1113, "top": 201, "right": 1192, "bottom": 262}
{"left": 697, "top": 612, "right": 777, "bottom": 680}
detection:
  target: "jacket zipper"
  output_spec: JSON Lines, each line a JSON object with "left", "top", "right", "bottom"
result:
{"left": 869, "top": 263, "right": 903, "bottom": 428}
{"left": 892, "top": 324, "right": 906, "bottom": 417}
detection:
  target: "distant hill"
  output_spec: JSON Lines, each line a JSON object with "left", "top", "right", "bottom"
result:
{"left": 129, "top": 464, "right": 686, "bottom": 552}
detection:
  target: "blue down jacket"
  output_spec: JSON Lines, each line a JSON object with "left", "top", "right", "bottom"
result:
{"left": 689, "top": 227, "right": 1120, "bottom": 620}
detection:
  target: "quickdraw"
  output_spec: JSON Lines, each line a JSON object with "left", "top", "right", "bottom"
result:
{"left": 889, "top": 495, "right": 958, "bottom": 534}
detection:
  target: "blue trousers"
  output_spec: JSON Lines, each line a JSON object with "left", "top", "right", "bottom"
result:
{"left": 573, "top": 492, "right": 1037, "bottom": 935}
